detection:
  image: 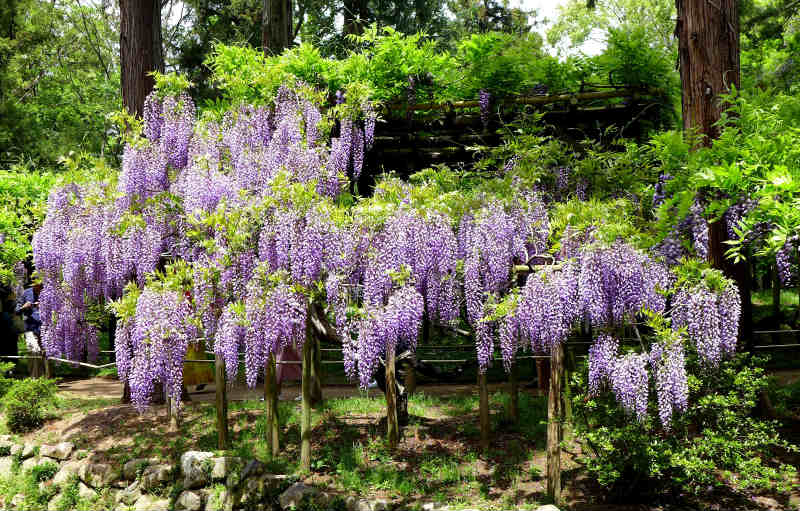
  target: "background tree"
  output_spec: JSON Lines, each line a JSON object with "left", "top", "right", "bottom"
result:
{"left": 119, "top": 0, "right": 163, "bottom": 117}
{"left": 674, "top": 0, "right": 751, "bottom": 338}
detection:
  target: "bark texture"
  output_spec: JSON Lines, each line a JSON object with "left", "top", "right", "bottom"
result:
{"left": 119, "top": 0, "right": 162, "bottom": 118}
{"left": 676, "top": 0, "right": 751, "bottom": 342}
{"left": 262, "top": 0, "right": 293, "bottom": 55}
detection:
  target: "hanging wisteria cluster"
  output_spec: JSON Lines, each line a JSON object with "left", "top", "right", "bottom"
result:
{"left": 671, "top": 282, "right": 740, "bottom": 367}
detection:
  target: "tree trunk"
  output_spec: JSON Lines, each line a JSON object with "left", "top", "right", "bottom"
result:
{"left": 119, "top": 0, "right": 162, "bottom": 118}
{"left": 343, "top": 0, "right": 369, "bottom": 36}
{"left": 386, "top": 345, "right": 399, "bottom": 450}
{"left": 215, "top": 354, "right": 229, "bottom": 450}
{"left": 546, "top": 343, "right": 563, "bottom": 506}
{"left": 676, "top": 0, "right": 750, "bottom": 343}
{"left": 262, "top": 0, "right": 292, "bottom": 55}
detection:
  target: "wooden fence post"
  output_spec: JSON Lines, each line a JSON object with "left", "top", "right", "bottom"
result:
{"left": 311, "top": 337, "right": 323, "bottom": 406}
{"left": 547, "top": 343, "right": 564, "bottom": 506}
{"left": 300, "top": 322, "right": 313, "bottom": 471}
{"left": 508, "top": 362, "right": 519, "bottom": 424}
{"left": 479, "top": 370, "right": 489, "bottom": 453}
{"left": 215, "top": 353, "right": 229, "bottom": 450}
{"left": 386, "top": 345, "right": 399, "bottom": 449}
{"left": 264, "top": 354, "right": 279, "bottom": 457}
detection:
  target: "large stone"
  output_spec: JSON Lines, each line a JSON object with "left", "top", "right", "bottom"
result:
{"left": 40, "top": 442, "right": 74, "bottom": 461}
{"left": 181, "top": 451, "right": 214, "bottom": 489}
{"left": 133, "top": 494, "right": 170, "bottom": 511}
{"left": 77, "top": 481, "right": 97, "bottom": 500}
{"left": 139, "top": 464, "right": 172, "bottom": 490}
{"left": 20, "top": 443, "right": 35, "bottom": 459}
{"left": 0, "top": 456, "right": 13, "bottom": 475}
{"left": 210, "top": 457, "right": 241, "bottom": 481}
{"left": 115, "top": 481, "right": 142, "bottom": 506}
{"left": 240, "top": 459, "right": 265, "bottom": 480}
{"left": 175, "top": 490, "right": 203, "bottom": 511}
{"left": 369, "top": 498, "right": 390, "bottom": 511}
{"left": 278, "top": 482, "right": 320, "bottom": 510}
{"left": 21, "top": 456, "right": 43, "bottom": 472}
{"left": 9, "top": 444, "right": 22, "bottom": 457}
{"left": 204, "top": 489, "right": 233, "bottom": 511}
{"left": 47, "top": 494, "right": 62, "bottom": 511}
{"left": 122, "top": 458, "right": 158, "bottom": 481}
{"left": 535, "top": 506, "right": 560, "bottom": 511}
{"left": 0, "top": 438, "right": 13, "bottom": 454}
{"left": 53, "top": 460, "right": 85, "bottom": 486}
{"left": 11, "top": 493, "right": 24, "bottom": 508}
{"left": 79, "top": 462, "right": 118, "bottom": 488}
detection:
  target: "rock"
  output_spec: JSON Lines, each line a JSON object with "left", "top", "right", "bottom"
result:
{"left": 204, "top": 489, "right": 233, "bottom": 511}
{"left": 176, "top": 490, "right": 203, "bottom": 511}
{"left": 240, "top": 459, "right": 265, "bottom": 480}
{"left": 77, "top": 481, "right": 97, "bottom": 500}
{"left": 40, "top": 442, "right": 74, "bottom": 461}
{"left": 750, "top": 497, "right": 779, "bottom": 510}
{"left": 181, "top": 451, "right": 214, "bottom": 489}
{"left": 0, "top": 456, "right": 13, "bottom": 475}
{"left": 210, "top": 456, "right": 241, "bottom": 481}
{"left": 278, "top": 482, "right": 320, "bottom": 510}
{"left": 0, "top": 438, "right": 13, "bottom": 454}
{"left": 115, "top": 481, "right": 142, "bottom": 506}
{"left": 535, "top": 506, "right": 560, "bottom": 511}
{"left": 139, "top": 464, "right": 172, "bottom": 490}
{"left": 47, "top": 494, "right": 62, "bottom": 511}
{"left": 79, "top": 462, "right": 118, "bottom": 488}
{"left": 9, "top": 444, "right": 22, "bottom": 457}
{"left": 133, "top": 494, "right": 170, "bottom": 511}
{"left": 0, "top": 435, "right": 11, "bottom": 442}
{"left": 21, "top": 443, "right": 35, "bottom": 459}
{"left": 344, "top": 496, "right": 370, "bottom": 511}
{"left": 369, "top": 498, "right": 390, "bottom": 511}
{"left": 53, "top": 460, "right": 84, "bottom": 486}
{"left": 122, "top": 458, "right": 158, "bottom": 480}
{"left": 21, "top": 456, "right": 43, "bottom": 472}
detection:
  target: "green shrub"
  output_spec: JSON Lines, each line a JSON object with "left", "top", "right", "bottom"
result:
{"left": 571, "top": 354, "right": 797, "bottom": 501}
{"left": 1, "top": 378, "right": 57, "bottom": 433}
{"left": 29, "top": 461, "right": 58, "bottom": 482}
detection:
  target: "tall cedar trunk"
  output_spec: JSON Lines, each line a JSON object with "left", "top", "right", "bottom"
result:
{"left": 343, "top": 0, "right": 369, "bottom": 36}
{"left": 675, "top": 0, "right": 752, "bottom": 344}
{"left": 119, "top": 0, "right": 162, "bottom": 118}
{"left": 262, "top": 0, "right": 292, "bottom": 55}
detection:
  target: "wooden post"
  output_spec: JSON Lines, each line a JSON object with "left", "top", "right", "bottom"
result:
{"left": 386, "top": 345, "right": 399, "bottom": 449}
{"left": 264, "top": 354, "right": 279, "bottom": 457}
{"left": 215, "top": 353, "right": 229, "bottom": 450}
{"left": 546, "top": 344, "right": 564, "bottom": 506}
{"left": 310, "top": 337, "right": 323, "bottom": 406}
{"left": 479, "top": 370, "right": 489, "bottom": 453}
{"left": 300, "top": 324, "right": 313, "bottom": 471}
{"left": 404, "top": 357, "right": 417, "bottom": 396}
{"left": 507, "top": 362, "right": 519, "bottom": 424}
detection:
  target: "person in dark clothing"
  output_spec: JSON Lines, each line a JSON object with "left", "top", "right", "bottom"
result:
{"left": 15, "top": 280, "right": 44, "bottom": 376}
{"left": 16, "top": 283, "right": 41, "bottom": 337}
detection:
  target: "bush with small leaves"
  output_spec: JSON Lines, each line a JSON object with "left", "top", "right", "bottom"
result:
{"left": 1, "top": 378, "right": 57, "bottom": 433}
